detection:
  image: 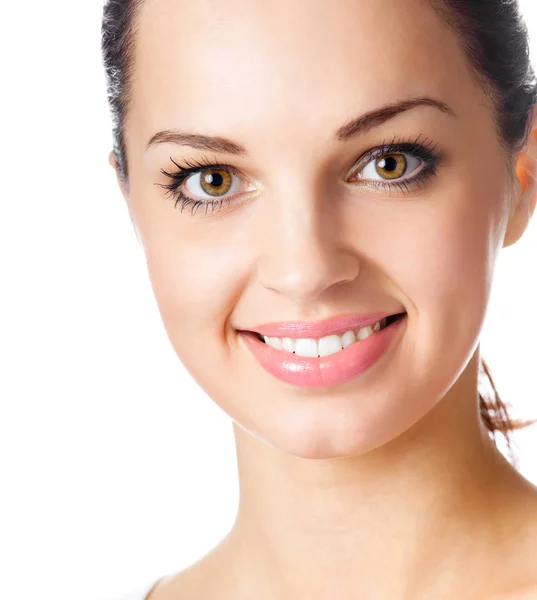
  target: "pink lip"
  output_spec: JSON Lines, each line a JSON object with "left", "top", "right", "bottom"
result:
{"left": 245, "top": 311, "right": 404, "bottom": 339}
{"left": 239, "top": 313, "right": 407, "bottom": 389}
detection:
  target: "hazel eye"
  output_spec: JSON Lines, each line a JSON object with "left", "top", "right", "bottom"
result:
{"left": 184, "top": 168, "right": 247, "bottom": 198}
{"left": 358, "top": 152, "right": 422, "bottom": 182}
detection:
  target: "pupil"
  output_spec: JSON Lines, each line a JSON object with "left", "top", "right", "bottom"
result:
{"left": 206, "top": 172, "right": 224, "bottom": 187}
{"left": 380, "top": 156, "right": 397, "bottom": 172}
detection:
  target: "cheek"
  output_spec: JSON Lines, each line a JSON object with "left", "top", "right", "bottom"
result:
{"left": 143, "top": 231, "right": 250, "bottom": 371}
{"left": 128, "top": 176, "right": 257, "bottom": 371}
{"left": 401, "top": 216, "right": 489, "bottom": 307}
{"left": 390, "top": 165, "right": 505, "bottom": 309}
{"left": 386, "top": 173, "right": 506, "bottom": 380}
{"left": 146, "top": 241, "right": 238, "bottom": 322}
{"left": 129, "top": 189, "right": 240, "bottom": 327}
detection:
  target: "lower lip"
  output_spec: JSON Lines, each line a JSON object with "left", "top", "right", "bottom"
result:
{"left": 239, "top": 314, "right": 407, "bottom": 389}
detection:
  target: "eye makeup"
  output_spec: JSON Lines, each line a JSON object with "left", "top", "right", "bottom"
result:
{"left": 347, "top": 134, "right": 445, "bottom": 194}
{"left": 155, "top": 133, "right": 446, "bottom": 216}
{"left": 157, "top": 155, "right": 251, "bottom": 216}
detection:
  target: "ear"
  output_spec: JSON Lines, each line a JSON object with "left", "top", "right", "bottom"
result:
{"left": 503, "top": 105, "right": 537, "bottom": 248}
{"left": 108, "top": 150, "right": 142, "bottom": 246}
{"left": 108, "top": 151, "right": 127, "bottom": 199}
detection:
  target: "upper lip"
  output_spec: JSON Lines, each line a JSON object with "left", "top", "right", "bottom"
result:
{"left": 243, "top": 311, "right": 405, "bottom": 339}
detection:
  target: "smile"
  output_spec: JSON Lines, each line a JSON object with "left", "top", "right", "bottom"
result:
{"left": 254, "top": 314, "right": 405, "bottom": 358}
{"left": 239, "top": 313, "right": 407, "bottom": 389}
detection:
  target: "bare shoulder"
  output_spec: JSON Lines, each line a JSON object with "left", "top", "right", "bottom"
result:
{"left": 145, "top": 535, "right": 238, "bottom": 600}
{"left": 488, "top": 483, "right": 537, "bottom": 600}
{"left": 145, "top": 560, "right": 213, "bottom": 600}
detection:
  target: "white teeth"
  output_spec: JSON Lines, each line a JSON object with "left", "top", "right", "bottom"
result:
{"left": 294, "top": 338, "right": 319, "bottom": 357}
{"left": 264, "top": 336, "right": 283, "bottom": 350}
{"left": 318, "top": 334, "right": 343, "bottom": 357}
{"left": 281, "top": 337, "right": 295, "bottom": 352}
{"left": 261, "top": 317, "right": 390, "bottom": 356}
{"left": 341, "top": 330, "right": 357, "bottom": 348}
{"left": 357, "top": 325, "right": 374, "bottom": 340}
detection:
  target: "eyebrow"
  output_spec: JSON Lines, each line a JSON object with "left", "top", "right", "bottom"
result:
{"left": 146, "top": 96, "right": 456, "bottom": 156}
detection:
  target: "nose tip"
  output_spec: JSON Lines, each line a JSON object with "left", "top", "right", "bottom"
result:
{"left": 258, "top": 246, "right": 360, "bottom": 304}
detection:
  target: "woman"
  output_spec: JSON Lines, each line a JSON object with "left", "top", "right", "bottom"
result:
{"left": 102, "top": 0, "right": 537, "bottom": 598}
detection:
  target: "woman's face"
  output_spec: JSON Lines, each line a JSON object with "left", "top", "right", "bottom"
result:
{"left": 116, "top": 0, "right": 530, "bottom": 458}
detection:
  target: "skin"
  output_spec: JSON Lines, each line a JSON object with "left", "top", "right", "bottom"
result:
{"left": 109, "top": 0, "right": 537, "bottom": 598}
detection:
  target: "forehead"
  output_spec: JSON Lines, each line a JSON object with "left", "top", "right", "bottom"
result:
{"left": 130, "top": 0, "right": 481, "bottom": 150}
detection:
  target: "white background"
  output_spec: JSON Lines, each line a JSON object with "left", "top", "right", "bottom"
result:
{"left": 0, "top": 2, "right": 536, "bottom": 599}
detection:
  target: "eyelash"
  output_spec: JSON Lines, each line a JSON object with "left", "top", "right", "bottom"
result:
{"left": 156, "top": 134, "right": 444, "bottom": 216}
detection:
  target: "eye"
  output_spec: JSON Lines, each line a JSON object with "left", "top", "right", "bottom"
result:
{"left": 358, "top": 152, "right": 422, "bottom": 182}
{"left": 346, "top": 137, "right": 444, "bottom": 193}
{"left": 158, "top": 137, "right": 444, "bottom": 216}
{"left": 184, "top": 167, "right": 251, "bottom": 198}
{"left": 157, "top": 157, "right": 258, "bottom": 216}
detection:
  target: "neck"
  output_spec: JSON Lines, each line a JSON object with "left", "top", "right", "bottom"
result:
{"left": 219, "top": 351, "right": 530, "bottom": 599}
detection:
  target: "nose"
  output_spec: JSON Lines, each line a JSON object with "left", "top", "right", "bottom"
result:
{"left": 256, "top": 197, "right": 360, "bottom": 304}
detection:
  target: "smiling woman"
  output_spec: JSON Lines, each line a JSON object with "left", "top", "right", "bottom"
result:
{"left": 101, "top": 0, "right": 537, "bottom": 599}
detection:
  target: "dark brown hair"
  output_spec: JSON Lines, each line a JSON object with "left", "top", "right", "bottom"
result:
{"left": 101, "top": 0, "right": 537, "bottom": 466}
